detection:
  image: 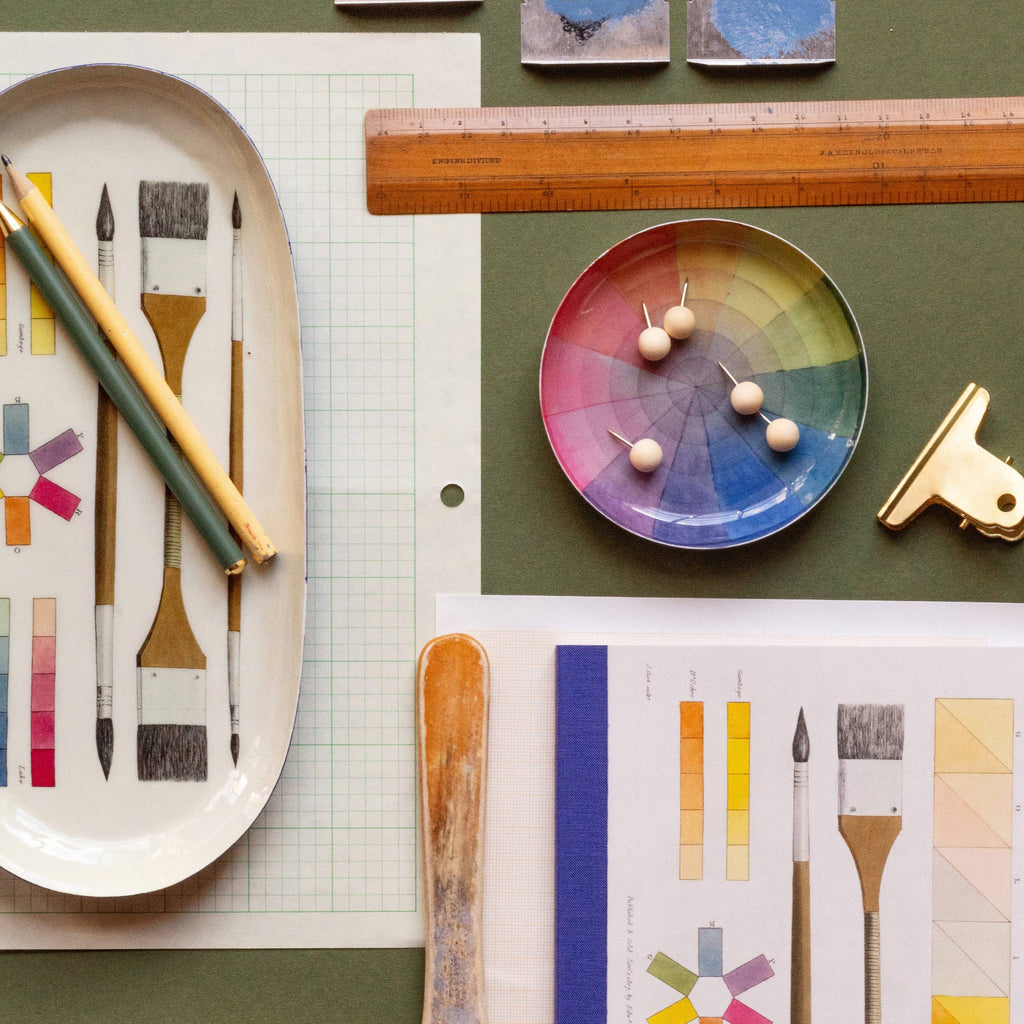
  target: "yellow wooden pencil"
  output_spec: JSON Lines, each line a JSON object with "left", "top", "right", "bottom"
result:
{"left": 1, "top": 156, "right": 276, "bottom": 565}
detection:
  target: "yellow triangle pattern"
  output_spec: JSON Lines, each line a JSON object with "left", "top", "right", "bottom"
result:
{"left": 936, "top": 699, "right": 1013, "bottom": 771}
{"left": 932, "top": 995, "right": 1009, "bottom": 1024}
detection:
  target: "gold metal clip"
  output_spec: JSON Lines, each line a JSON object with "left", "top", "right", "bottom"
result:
{"left": 878, "top": 383, "right": 1024, "bottom": 541}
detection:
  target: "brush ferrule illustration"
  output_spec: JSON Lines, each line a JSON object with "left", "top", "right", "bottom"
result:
{"left": 837, "top": 759, "right": 903, "bottom": 816}
{"left": 137, "top": 666, "right": 205, "bottom": 726}
{"left": 94, "top": 605, "right": 114, "bottom": 717}
{"left": 140, "top": 237, "right": 207, "bottom": 297}
{"left": 792, "top": 762, "right": 809, "bottom": 862}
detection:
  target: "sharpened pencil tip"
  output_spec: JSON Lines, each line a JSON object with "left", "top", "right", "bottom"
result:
{"left": 793, "top": 707, "right": 809, "bottom": 762}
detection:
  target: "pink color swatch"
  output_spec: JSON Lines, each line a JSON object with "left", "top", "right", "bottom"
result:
{"left": 722, "top": 999, "right": 770, "bottom": 1024}
{"left": 29, "top": 476, "right": 80, "bottom": 521}
{"left": 31, "top": 598, "right": 56, "bottom": 787}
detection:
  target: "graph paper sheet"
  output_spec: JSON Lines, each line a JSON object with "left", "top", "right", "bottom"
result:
{"left": 0, "top": 32, "right": 480, "bottom": 949}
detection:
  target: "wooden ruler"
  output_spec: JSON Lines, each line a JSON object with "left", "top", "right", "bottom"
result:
{"left": 365, "top": 97, "right": 1024, "bottom": 214}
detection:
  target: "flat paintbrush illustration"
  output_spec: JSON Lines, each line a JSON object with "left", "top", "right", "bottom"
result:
{"left": 837, "top": 703, "right": 904, "bottom": 1024}
{"left": 227, "top": 192, "right": 243, "bottom": 766}
{"left": 791, "top": 708, "right": 810, "bottom": 1024}
{"left": 136, "top": 181, "right": 210, "bottom": 782}
{"left": 94, "top": 184, "right": 117, "bottom": 779}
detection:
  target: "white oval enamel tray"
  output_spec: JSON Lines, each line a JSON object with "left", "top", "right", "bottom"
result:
{"left": 0, "top": 65, "right": 305, "bottom": 895}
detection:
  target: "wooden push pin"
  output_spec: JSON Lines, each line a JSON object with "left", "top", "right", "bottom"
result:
{"left": 718, "top": 362, "right": 799, "bottom": 452}
{"left": 663, "top": 278, "right": 695, "bottom": 340}
{"left": 638, "top": 302, "right": 672, "bottom": 361}
{"left": 608, "top": 429, "right": 663, "bottom": 472}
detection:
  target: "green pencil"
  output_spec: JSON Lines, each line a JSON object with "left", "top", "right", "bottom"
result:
{"left": 0, "top": 198, "right": 245, "bottom": 574}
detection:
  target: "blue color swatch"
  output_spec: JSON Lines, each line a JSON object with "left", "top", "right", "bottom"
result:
{"left": 3, "top": 403, "right": 30, "bottom": 456}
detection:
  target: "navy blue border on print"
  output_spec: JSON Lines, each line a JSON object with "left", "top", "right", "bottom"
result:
{"left": 555, "top": 645, "right": 609, "bottom": 1024}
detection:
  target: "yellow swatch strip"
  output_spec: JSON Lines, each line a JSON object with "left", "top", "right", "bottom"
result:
{"left": 726, "top": 702, "right": 750, "bottom": 881}
{"left": 679, "top": 701, "right": 703, "bottom": 880}
{"left": 28, "top": 172, "right": 55, "bottom": 355}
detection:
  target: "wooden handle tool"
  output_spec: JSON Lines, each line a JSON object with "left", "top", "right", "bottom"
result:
{"left": 417, "top": 633, "right": 490, "bottom": 1024}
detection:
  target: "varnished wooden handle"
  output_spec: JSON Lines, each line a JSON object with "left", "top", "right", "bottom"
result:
{"left": 791, "top": 860, "right": 811, "bottom": 1024}
{"left": 417, "top": 633, "right": 489, "bottom": 1024}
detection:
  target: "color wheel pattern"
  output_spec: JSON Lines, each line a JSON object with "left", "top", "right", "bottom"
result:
{"left": 648, "top": 927, "right": 774, "bottom": 1024}
{"left": 932, "top": 698, "right": 1013, "bottom": 1024}
{"left": 540, "top": 220, "right": 866, "bottom": 548}
{"left": 1, "top": 401, "right": 84, "bottom": 545}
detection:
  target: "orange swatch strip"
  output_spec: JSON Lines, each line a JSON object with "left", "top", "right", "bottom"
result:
{"left": 679, "top": 701, "right": 704, "bottom": 880}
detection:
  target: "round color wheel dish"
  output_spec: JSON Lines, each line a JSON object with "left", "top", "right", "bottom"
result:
{"left": 540, "top": 219, "right": 867, "bottom": 549}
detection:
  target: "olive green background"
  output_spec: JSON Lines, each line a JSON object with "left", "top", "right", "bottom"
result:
{"left": 2, "top": 2, "right": 1023, "bottom": 1020}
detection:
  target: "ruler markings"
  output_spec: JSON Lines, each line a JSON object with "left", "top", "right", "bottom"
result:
{"left": 365, "top": 97, "right": 1024, "bottom": 215}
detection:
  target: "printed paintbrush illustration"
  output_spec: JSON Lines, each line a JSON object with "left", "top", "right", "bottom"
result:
{"left": 647, "top": 927, "right": 775, "bottom": 1024}
{"left": 679, "top": 701, "right": 704, "bottom": 880}
{"left": 0, "top": 598, "right": 8, "bottom": 786}
{"left": 791, "top": 709, "right": 811, "bottom": 1024}
{"left": 228, "top": 192, "right": 243, "bottom": 767}
{"left": 0, "top": 400, "right": 84, "bottom": 546}
{"left": 31, "top": 598, "right": 56, "bottom": 786}
{"left": 687, "top": 0, "right": 836, "bottom": 65}
{"left": 27, "top": 172, "right": 55, "bottom": 354}
{"left": 932, "top": 699, "right": 1013, "bottom": 1024}
{"left": 136, "top": 180, "right": 210, "bottom": 783}
{"left": 94, "top": 184, "right": 117, "bottom": 780}
{"left": 521, "top": 0, "right": 669, "bottom": 63}
{"left": 836, "top": 703, "right": 904, "bottom": 1024}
